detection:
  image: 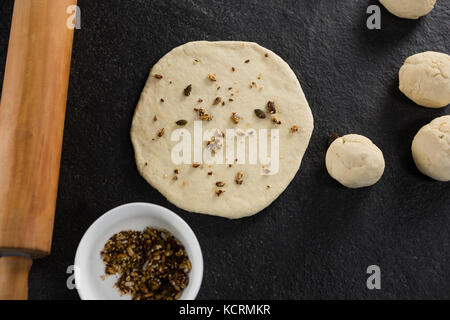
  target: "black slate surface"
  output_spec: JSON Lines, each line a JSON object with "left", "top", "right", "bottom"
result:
{"left": 0, "top": 0, "right": 449, "bottom": 300}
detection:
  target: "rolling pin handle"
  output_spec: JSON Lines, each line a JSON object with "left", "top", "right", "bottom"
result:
{"left": 0, "top": 256, "right": 32, "bottom": 300}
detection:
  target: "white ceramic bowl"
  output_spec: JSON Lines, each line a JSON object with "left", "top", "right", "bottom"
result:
{"left": 74, "top": 202, "right": 203, "bottom": 300}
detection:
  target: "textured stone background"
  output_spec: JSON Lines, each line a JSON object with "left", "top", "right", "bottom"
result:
{"left": 0, "top": 0, "right": 449, "bottom": 299}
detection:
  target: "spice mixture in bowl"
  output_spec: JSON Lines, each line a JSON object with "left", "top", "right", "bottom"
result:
{"left": 74, "top": 203, "right": 203, "bottom": 300}
{"left": 101, "top": 227, "right": 191, "bottom": 300}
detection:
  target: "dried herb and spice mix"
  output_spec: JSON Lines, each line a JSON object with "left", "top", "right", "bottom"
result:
{"left": 101, "top": 227, "right": 191, "bottom": 300}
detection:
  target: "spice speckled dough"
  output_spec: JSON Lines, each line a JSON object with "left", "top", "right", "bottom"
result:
{"left": 326, "top": 134, "right": 385, "bottom": 189}
{"left": 131, "top": 41, "right": 314, "bottom": 219}
{"left": 379, "top": 0, "right": 436, "bottom": 19}
{"left": 399, "top": 51, "right": 450, "bottom": 109}
{"left": 412, "top": 115, "right": 450, "bottom": 182}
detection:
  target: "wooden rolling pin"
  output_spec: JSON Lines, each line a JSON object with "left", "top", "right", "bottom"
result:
{"left": 0, "top": 0, "right": 77, "bottom": 299}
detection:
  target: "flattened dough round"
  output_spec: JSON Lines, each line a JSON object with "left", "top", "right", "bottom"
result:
{"left": 412, "top": 115, "right": 450, "bottom": 181}
{"left": 399, "top": 51, "right": 450, "bottom": 109}
{"left": 379, "top": 0, "right": 436, "bottom": 19}
{"left": 131, "top": 41, "right": 314, "bottom": 219}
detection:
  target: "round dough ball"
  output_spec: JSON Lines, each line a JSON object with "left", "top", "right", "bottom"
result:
{"left": 131, "top": 41, "right": 314, "bottom": 219}
{"left": 326, "top": 134, "right": 385, "bottom": 188}
{"left": 412, "top": 115, "right": 450, "bottom": 181}
{"left": 399, "top": 51, "right": 450, "bottom": 109}
{"left": 379, "top": 0, "right": 436, "bottom": 19}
